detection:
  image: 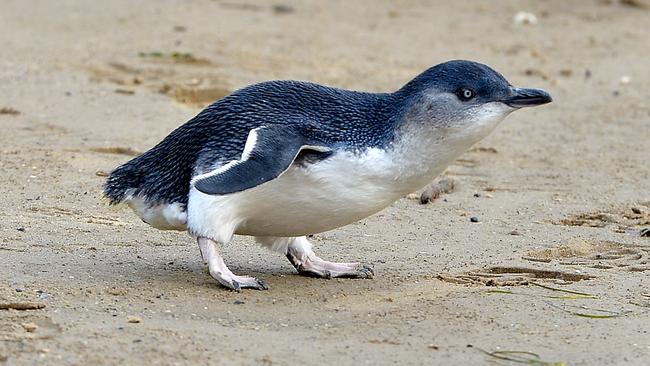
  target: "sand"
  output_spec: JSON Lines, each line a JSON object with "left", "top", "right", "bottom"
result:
{"left": 1, "top": 1, "right": 649, "bottom": 365}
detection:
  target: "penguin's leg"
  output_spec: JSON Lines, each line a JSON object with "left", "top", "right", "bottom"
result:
{"left": 197, "top": 237, "right": 268, "bottom": 291}
{"left": 256, "top": 236, "right": 374, "bottom": 279}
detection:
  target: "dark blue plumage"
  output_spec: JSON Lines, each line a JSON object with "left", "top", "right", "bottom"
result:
{"left": 105, "top": 82, "right": 403, "bottom": 206}
{"left": 400, "top": 60, "right": 512, "bottom": 103}
{"left": 103, "top": 60, "right": 526, "bottom": 206}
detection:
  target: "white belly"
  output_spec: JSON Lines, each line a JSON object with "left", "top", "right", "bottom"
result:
{"left": 125, "top": 192, "right": 187, "bottom": 230}
{"left": 129, "top": 102, "right": 511, "bottom": 240}
{"left": 186, "top": 148, "right": 445, "bottom": 243}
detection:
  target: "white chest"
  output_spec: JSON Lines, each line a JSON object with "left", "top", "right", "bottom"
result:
{"left": 186, "top": 133, "right": 471, "bottom": 242}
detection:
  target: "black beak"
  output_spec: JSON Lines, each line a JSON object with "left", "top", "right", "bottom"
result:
{"left": 503, "top": 87, "right": 552, "bottom": 108}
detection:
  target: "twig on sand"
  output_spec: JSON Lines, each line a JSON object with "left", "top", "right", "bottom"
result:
{"left": 530, "top": 282, "right": 598, "bottom": 299}
{"left": 469, "top": 345, "right": 566, "bottom": 366}
{"left": 486, "top": 282, "right": 598, "bottom": 300}
{"left": 0, "top": 302, "right": 46, "bottom": 310}
{"left": 544, "top": 302, "right": 631, "bottom": 319}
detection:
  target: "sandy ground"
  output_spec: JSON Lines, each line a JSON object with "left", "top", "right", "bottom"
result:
{"left": 1, "top": 0, "right": 650, "bottom": 365}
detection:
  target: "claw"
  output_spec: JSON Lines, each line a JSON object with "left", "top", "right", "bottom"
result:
{"left": 218, "top": 276, "right": 268, "bottom": 291}
{"left": 231, "top": 280, "right": 241, "bottom": 292}
{"left": 334, "top": 264, "right": 374, "bottom": 279}
{"left": 256, "top": 279, "right": 269, "bottom": 290}
{"left": 356, "top": 264, "right": 374, "bottom": 279}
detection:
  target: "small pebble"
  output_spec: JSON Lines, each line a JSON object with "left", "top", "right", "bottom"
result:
{"left": 640, "top": 228, "right": 650, "bottom": 237}
{"left": 619, "top": 75, "right": 631, "bottom": 85}
{"left": 513, "top": 11, "right": 538, "bottom": 25}
{"left": 420, "top": 178, "right": 457, "bottom": 204}
{"left": 273, "top": 4, "right": 295, "bottom": 14}
{"left": 470, "top": 216, "right": 480, "bottom": 223}
{"left": 22, "top": 323, "right": 38, "bottom": 333}
{"left": 233, "top": 300, "right": 245, "bottom": 305}
{"left": 114, "top": 89, "right": 135, "bottom": 95}
{"left": 509, "top": 230, "right": 522, "bottom": 236}
{"left": 127, "top": 316, "right": 142, "bottom": 324}
{"left": 0, "top": 107, "right": 20, "bottom": 115}
{"left": 620, "top": 0, "right": 648, "bottom": 9}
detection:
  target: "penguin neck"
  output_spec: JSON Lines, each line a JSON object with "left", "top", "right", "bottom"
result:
{"left": 386, "top": 121, "right": 499, "bottom": 193}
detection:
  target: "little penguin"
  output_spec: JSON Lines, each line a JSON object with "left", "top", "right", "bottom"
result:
{"left": 104, "top": 60, "right": 552, "bottom": 291}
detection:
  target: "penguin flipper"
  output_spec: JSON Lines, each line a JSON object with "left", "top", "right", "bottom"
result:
{"left": 193, "top": 125, "right": 331, "bottom": 195}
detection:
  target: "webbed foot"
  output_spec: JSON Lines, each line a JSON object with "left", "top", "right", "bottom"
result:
{"left": 286, "top": 247, "right": 374, "bottom": 279}
{"left": 198, "top": 237, "right": 269, "bottom": 291}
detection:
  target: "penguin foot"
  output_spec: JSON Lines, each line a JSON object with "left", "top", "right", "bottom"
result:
{"left": 197, "top": 236, "right": 269, "bottom": 292}
{"left": 286, "top": 249, "right": 374, "bottom": 279}
{"left": 212, "top": 272, "right": 269, "bottom": 292}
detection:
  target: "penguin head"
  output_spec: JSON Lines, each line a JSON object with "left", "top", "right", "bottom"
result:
{"left": 398, "top": 60, "right": 551, "bottom": 141}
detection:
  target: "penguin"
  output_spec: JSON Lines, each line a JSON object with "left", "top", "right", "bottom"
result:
{"left": 104, "top": 60, "right": 552, "bottom": 291}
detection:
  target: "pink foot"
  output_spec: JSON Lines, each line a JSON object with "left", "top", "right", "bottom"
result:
{"left": 198, "top": 237, "right": 268, "bottom": 291}
{"left": 286, "top": 245, "right": 374, "bottom": 279}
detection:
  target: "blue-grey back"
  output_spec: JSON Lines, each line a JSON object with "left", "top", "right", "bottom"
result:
{"left": 104, "top": 80, "right": 404, "bottom": 206}
{"left": 192, "top": 81, "right": 402, "bottom": 168}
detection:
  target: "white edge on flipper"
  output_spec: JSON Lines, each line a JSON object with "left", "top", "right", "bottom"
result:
{"left": 189, "top": 126, "right": 331, "bottom": 193}
{"left": 189, "top": 128, "right": 261, "bottom": 187}
{"left": 241, "top": 126, "right": 260, "bottom": 160}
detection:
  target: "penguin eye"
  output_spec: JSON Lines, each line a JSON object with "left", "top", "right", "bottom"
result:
{"left": 457, "top": 88, "right": 476, "bottom": 101}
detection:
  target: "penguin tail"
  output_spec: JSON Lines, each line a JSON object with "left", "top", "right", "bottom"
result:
{"left": 103, "top": 163, "right": 145, "bottom": 205}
